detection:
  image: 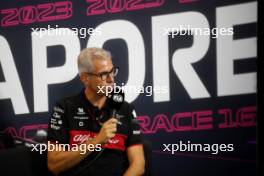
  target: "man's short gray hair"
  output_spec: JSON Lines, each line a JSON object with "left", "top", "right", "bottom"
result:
{"left": 77, "top": 47, "right": 111, "bottom": 75}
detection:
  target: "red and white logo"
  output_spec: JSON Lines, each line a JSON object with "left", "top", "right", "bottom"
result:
{"left": 69, "top": 130, "right": 127, "bottom": 151}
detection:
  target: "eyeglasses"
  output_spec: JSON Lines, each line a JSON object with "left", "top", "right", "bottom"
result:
{"left": 86, "top": 67, "right": 119, "bottom": 81}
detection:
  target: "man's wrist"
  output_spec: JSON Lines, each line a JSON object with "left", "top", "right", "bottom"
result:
{"left": 86, "top": 137, "right": 101, "bottom": 146}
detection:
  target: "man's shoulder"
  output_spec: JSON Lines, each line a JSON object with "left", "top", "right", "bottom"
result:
{"left": 119, "top": 100, "right": 131, "bottom": 108}
{"left": 118, "top": 101, "right": 136, "bottom": 116}
{"left": 55, "top": 92, "right": 82, "bottom": 107}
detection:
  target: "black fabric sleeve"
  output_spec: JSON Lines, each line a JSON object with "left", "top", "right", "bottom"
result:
{"left": 126, "top": 104, "right": 142, "bottom": 147}
{"left": 47, "top": 101, "right": 69, "bottom": 144}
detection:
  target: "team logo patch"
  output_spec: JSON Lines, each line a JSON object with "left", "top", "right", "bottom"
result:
{"left": 77, "top": 107, "right": 85, "bottom": 115}
{"left": 69, "top": 130, "right": 127, "bottom": 151}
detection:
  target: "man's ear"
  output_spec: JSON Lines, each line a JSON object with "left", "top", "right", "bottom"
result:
{"left": 80, "top": 73, "right": 88, "bottom": 84}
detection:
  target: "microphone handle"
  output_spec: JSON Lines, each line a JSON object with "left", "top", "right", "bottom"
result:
{"left": 111, "top": 109, "right": 117, "bottom": 118}
{"left": 111, "top": 109, "right": 122, "bottom": 125}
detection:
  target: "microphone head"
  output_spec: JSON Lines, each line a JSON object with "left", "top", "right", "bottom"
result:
{"left": 108, "top": 86, "right": 124, "bottom": 110}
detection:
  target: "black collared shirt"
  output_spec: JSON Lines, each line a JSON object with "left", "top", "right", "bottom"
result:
{"left": 47, "top": 89, "right": 142, "bottom": 176}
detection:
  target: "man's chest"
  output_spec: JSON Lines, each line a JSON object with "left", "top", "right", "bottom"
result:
{"left": 66, "top": 106, "right": 130, "bottom": 151}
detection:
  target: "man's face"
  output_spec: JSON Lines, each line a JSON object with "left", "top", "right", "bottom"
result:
{"left": 83, "top": 58, "right": 115, "bottom": 96}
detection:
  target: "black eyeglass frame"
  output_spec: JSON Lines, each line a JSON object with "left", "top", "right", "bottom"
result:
{"left": 85, "top": 67, "right": 119, "bottom": 81}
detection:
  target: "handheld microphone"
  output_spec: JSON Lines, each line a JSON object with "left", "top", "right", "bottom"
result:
{"left": 108, "top": 87, "right": 124, "bottom": 124}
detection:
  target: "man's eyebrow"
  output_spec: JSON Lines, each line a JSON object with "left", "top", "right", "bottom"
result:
{"left": 99, "top": 71, "right": 109, "bottom": 75}
{"left": 99, "top": 67, "right": 114, "bottom": 74}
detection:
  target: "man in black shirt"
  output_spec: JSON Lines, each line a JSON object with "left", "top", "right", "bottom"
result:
{"left": 47, "top": 47, "right": 145, "bottom": 176}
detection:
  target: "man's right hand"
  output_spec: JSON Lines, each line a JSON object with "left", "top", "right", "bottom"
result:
{"left": 94, "top": 118, "right": 118, "bottom": 144}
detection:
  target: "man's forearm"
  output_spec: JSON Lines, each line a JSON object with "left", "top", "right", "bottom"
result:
{"left": 47, "top": 140, "right": 99, "bottom": 175}
{"left": 123, "top": 163, "right": 145, "bottom": 176}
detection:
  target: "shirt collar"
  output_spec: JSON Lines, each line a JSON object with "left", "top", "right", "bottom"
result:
{"left": 79, "top": 88, "right": 110, "bottom": 111}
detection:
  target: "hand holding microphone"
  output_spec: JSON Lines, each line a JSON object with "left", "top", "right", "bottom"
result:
{"left": 95, "top": 118, "right": 118, "bottom": 144}
{"left": 95, "top": 86, "right": 125, "bottom": 144}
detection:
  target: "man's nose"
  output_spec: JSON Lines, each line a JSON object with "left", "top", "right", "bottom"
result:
{"left": 106, "top": 73, "right": 114, "bottom": 83}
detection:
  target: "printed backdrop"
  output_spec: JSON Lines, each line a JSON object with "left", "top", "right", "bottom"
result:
{"left": 0, "top": 0, "right": 257, "bottom": 175}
